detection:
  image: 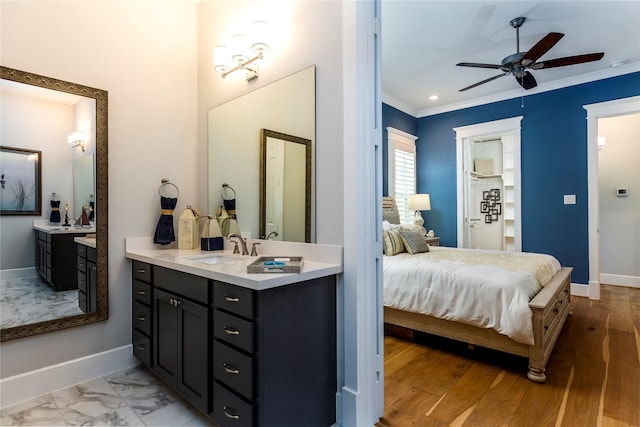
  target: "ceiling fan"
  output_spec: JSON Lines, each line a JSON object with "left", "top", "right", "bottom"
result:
{"left": 457, "top": 17, "right": 604, "bottom": 92}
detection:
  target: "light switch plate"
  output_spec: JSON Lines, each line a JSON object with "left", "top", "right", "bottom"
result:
{"left": 564, "top": 194, "right": 576, "bottom": 205}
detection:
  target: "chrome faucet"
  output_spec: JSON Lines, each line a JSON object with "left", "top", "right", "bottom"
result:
{"left": 228, "top": 234, "right": 249, "bottom": 255}
{"left": 265, "top": 231, "right": 279, "bottom": 240}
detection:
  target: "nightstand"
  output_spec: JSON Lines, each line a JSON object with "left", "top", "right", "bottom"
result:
{"left": 425, "top": 236, "right": 440, "bottom": 246}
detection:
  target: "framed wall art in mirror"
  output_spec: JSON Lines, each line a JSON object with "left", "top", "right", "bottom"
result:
{"left": 0, "top": 146, "right": 42, "bottom": 215}
{"left": 260, "top": 129, "right": 311, "bottom": 242}
{"left": 0, "top": 66, "right": 108, "bottom": 341}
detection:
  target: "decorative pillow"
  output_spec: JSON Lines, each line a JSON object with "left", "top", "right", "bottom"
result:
{"left": 398, "top": 228, "right": 430, "bottom": 254}
{"left": 382, "top": 220, "right": 401, "bottom": 231}
{"left": 383, "top": 229, "right": 405, "bottom": 255}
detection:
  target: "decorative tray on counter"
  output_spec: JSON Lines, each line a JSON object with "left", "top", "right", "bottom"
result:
{"left": 247, "top": 256, "right": 304, "bottom": 274}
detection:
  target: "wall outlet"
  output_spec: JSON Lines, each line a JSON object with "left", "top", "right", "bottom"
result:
{"left": 564, "top": 194, "right": 576, "bottom": 205}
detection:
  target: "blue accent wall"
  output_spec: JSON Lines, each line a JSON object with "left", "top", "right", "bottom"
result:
{"left": 412, "top": 72, "right": 640, "bottom": 284}
{"left": 382, "top": 103, "right": 417, "bottom": 196}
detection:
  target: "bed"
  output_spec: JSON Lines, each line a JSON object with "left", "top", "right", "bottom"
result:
{"left": 382, "top": 197, "right": 572, "bottom": 383}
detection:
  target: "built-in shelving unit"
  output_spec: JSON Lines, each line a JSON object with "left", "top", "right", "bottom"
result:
{"left": 502, "top": 136, "right": 515, "bottom": 251}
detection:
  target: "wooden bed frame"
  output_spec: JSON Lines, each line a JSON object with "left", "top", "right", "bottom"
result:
{"left": 384, "top": 266, "right": 573, "bottom": 383}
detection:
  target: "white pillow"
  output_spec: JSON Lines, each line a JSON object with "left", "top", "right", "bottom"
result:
{"left": 382, "top": 220, "right": 401, "bottom": 231}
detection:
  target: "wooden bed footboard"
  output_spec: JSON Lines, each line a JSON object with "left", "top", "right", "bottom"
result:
{"left": 384, "top": 267, "right": 573, "bottom": 383}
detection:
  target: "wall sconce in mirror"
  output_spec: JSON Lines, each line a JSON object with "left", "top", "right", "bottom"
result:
{"left": 214, "top": 21, "right": 271, "bottom": 81}
{"left": 68, "top": 131, "right": 87, "bottom": 152}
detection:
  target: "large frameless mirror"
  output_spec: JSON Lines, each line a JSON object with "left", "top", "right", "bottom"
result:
{"left": 208, "top": 66, "right": 315, "bottom": 242}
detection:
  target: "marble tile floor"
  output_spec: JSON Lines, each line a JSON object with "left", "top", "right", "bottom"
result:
{"left": 0, "top": 276, "right": 83, "bottom": 329}
{"left": 0, "top": 365, "right": 218, "bottom": 426}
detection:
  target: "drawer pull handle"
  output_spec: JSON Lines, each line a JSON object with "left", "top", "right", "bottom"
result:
{"left": 223, "top": 364, "right": 240, "bottom": 374}
{"left": 224, "top": 327, "right": 240, "bottom": 335}
{"left": 224, "top": 296, "right": 240, "bottom": 303}
{"left": 137, "top": 315, "right": 146, "bottom": 321}
{"left": 136, "top": 344, "right": 146, "bottom": 351}
{"left": 223, "top": 407, "right": 240, "bottom": 420}
{"left": 137, "top": 290, "right": 147, "bottom": 295}
{"left": 137, "top": 268, "right": 146, "bottom": 274}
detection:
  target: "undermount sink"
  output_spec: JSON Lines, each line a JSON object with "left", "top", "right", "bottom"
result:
{"left": 184, "top": 255, "right": 240, "bottom": 265}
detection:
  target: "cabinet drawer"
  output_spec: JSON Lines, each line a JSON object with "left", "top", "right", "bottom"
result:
{"left": 214, "top": 281, "right": 254, "bottom": 319}
{"left": 77, "top": 271, "right": 87, "bottom": 293}
{"left": 132, "top": 260, "right": 152, "bottom": 283}
{"left": 133, "top": 329, "right": 152, "bottom": 366}
{"left": 213, "top": 310, "right": 254, "bottom": 353}
{"left": 155, "top": 266, "right": 209, "bottom": 304}
{"left": 77, "top": 243, "right": 87, "bottom": 257}
{"left": 211, "top": 382, "right": 254, "bottom": 427}
{"left": 133, "top": 301, "right": 152, "bottom": 336}
{"left": 133, "top": 280, "right": 152, "bottom": 305}
{"left": 213, "top": 341, "right": 254, "bottom": 400}
{"left": 77, "top": 256, "right": 86, "bottom": 272}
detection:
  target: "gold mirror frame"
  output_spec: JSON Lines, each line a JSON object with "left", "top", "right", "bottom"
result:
{"left": 0, "top": 66, "right": 108, "bottom": 341}
{"left": 259, "top": 129, "right": 312, "bottom": 242}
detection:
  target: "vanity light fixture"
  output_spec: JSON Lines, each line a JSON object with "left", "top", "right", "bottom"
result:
{"left": 214, "top": 21, "right": 271, "bottom": 81}
{"left": 68, "top": 131, "right": 87, "bottom": 152}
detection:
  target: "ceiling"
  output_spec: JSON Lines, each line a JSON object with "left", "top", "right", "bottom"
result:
{"left": 382, "top": 1, "right": 640, "bottom": 117}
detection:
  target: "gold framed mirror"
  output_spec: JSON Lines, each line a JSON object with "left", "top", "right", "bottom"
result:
{"left": 0, "top": 66, "right": 108, "bottom": 341}
{"left": 259, "top": 129, "right": 312, "bottom": 242}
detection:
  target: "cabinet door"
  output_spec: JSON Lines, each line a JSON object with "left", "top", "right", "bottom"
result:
{"left": 177, "top": 298, "right": 209, "bottom": 412}
{"left": 153, "top": 289, "right": 179, "bottom": 386}
{"left": 153, "top": 288, "right": 209, "bottom": 413}
{"left": 87, "top": 261, "right": 97, "bottom": 312}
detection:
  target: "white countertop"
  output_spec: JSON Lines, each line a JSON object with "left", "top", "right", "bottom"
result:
{"left": 74, "top": 236, "right": 97, "bottom": 248}
{"left": 33, "top": 219, "right": 95, "bottom": 235}
{"left": 125, "top": 237, "right": 343, "bottom": 291}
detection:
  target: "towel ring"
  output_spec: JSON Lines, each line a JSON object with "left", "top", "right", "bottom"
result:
{"left": 221, "top": 183, "right": 236, "bottom": 200}
{"left": 159, "top": 179, "right": 180, "bottom": 198}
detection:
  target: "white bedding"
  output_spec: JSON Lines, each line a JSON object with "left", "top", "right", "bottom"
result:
{"left": 383, "top": 247, "right": 561, "bottom": 345}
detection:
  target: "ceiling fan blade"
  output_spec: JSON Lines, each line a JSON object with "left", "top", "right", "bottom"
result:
{"left": 515, "top": 71, "right": 537, "bottom": 90}
{"left": 459, "top": 73, "right": 508, "bottom": 91}
{"left": 457, "top": 62, "right": 502, "bottom": 69}
{"left": 522, "top": 32, "right": 564, "bottom": 65}
{"left": 533, "top": 52, "right": 605, "bottom": 69}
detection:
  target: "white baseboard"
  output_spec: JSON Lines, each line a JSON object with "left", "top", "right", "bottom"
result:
{"left": 0, "top": 268, "right": 38, "bottom": 280}
{"left": 0, "top": 345, "right": 137, "bottom": 409}
{"left": 600, "top": 273, "right": 640, "bottom": 289}
{"left": 571, "top": 282, "right": 590, "bottom": 298}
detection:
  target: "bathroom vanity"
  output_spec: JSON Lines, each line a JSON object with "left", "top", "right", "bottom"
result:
{"left": 33, "top": 222, "right": 96, "bottom": 291}
{"left": 126, "top": 237, "right": 342, "bottom": 427}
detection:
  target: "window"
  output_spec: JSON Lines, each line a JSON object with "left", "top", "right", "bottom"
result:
{"left": 387, "top": 127, "right": 418, "bottom": 224}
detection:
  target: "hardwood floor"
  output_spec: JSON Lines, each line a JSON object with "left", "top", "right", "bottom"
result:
{"left": 378, "top": 285, "right": 640, "bottom": 427}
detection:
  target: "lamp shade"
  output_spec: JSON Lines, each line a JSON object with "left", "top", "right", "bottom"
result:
{"left": 407, "top": 194, "right": 431, "bottom": 211}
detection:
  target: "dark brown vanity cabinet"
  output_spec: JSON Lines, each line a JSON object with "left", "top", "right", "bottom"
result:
{"left": 76, "top": 243, "right": 97, "bottom": 312}
{"left": 35, "top": 230, "right": 87, "bottom": 291}
{"left": 130, "top": 261, "right": 337, "bottom": 427}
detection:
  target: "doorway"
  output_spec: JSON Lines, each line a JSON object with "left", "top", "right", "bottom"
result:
{"left": 454, "top": 117, "right": 523, "bottom": 251}
{"left": 584, "top": 96, "right": 640, "bottom": 299}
